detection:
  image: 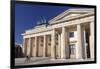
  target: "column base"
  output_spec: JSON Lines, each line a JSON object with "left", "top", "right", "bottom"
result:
{"left": 50, "top": 58, "right": 56, "bottom": 60}
{"left": 59, "top": 59, "right": 67, "bottom": 60}
{"left": 75, "top": 58, "right": 84, "bottom": 61}
{"left": 43, "top": 56, "right": 46, "bottom": 58}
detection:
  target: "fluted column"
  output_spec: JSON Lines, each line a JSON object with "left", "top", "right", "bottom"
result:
{"left": 22, "top": 38, "right": 25, "bottom": 55}
{"left": 30, "top": 38, "right": 32, "bottom": 57}
{"left": 83, "top": 29, "right": 87, "bottom": 59}
{"left": 31, "top": 38, "right": 35, "bottom": 57}
{"left": 34, "top": 36, "right": 37, "bottom": 57}
{"left": 51, "top": 29, "right": 56, "bottom": 59}
{"left": 24, "top": 38, "right": 27, "bottom": 56}
{"left": 27, "top": 38, "right": 31, "bottom": 56}
{"left": 65, "top": 31, "right": 70, "bottom": 59}
{"left": 58, "top": 33, "right": 61, "bottom": 58}
{"left": 76, "top": 24, "right": 83, "bottom": 59}
{"left": 61, "top": 27, "right": 69, "bottom": 59}
{"left": 43, "top": 35, "right": 46, "bottom": 57}
{"left": 89, "top": 22, "right": 94, "bottom": 59}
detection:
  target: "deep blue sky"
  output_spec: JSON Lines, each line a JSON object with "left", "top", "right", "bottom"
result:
{"left": 15, "top": 3, "right": 73, "bottom": 44}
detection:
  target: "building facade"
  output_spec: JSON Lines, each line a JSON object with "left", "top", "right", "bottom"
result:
{"left": 22, "top": 8, "right": 95, "bottom": 60}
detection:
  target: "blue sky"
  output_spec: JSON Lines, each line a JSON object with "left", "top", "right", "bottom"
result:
{"left": 15, "top": 3, "right": 72, "bottom": 44}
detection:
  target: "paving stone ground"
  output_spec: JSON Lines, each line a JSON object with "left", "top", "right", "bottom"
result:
{"left": 15, "top": 57, "right": 94, "bottom": 66}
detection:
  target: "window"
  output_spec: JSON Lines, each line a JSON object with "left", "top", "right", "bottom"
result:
{"left": 69, "top": 32, "right": 74, "bottom": 37}
{"left": 70, "top": 44, "right": 75, "bottom": 55}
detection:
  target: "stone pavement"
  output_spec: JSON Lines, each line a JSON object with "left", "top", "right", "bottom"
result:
{"left": 15, "top": 57, "right": 94, "bottom": 66}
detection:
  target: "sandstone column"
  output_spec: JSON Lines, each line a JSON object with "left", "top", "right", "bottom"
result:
{"left": 89, "top": 22, "right": 94, "bottom": 59}
{"left": 43, "top": 35, "right": 46, "bottom": 57}
{"left": 31, "top": 38, "right": 35, "bottom": 57}
{"left": 34, "top": 36, "right": 37, "bottom": 57}
{"left": 22, "top": 38, "right": 25, "bottom": 55}
{"left": 51, "top": 29, "right": 56, "bottom": 59}
{"left": 58, "top": 33, "right": 61, "bottom": 58}
{"left": 76, "top": 24, "right": 83, "bottom": 59}
{"left": 27, "top": 38, "right": 31, "bottom": 56}
{"left": 83, "top": 29, "right": 87, "bottom": 59}
{"left": 61, "top": 27, "right": 69, "bottom": 59}
{"left": 24, "top": 38, "right": 27, "bottom": 56}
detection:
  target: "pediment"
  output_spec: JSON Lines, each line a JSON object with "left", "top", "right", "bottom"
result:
{"left": 55, "top": 13, "right": 81, "bottom": 21}
{"left": 49, "top": 8, "right": 94, "bottom": 24}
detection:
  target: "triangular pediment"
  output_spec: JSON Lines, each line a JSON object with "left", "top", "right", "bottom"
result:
{"left": 49, "top": 8, "right": 94, "bottom": 24}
